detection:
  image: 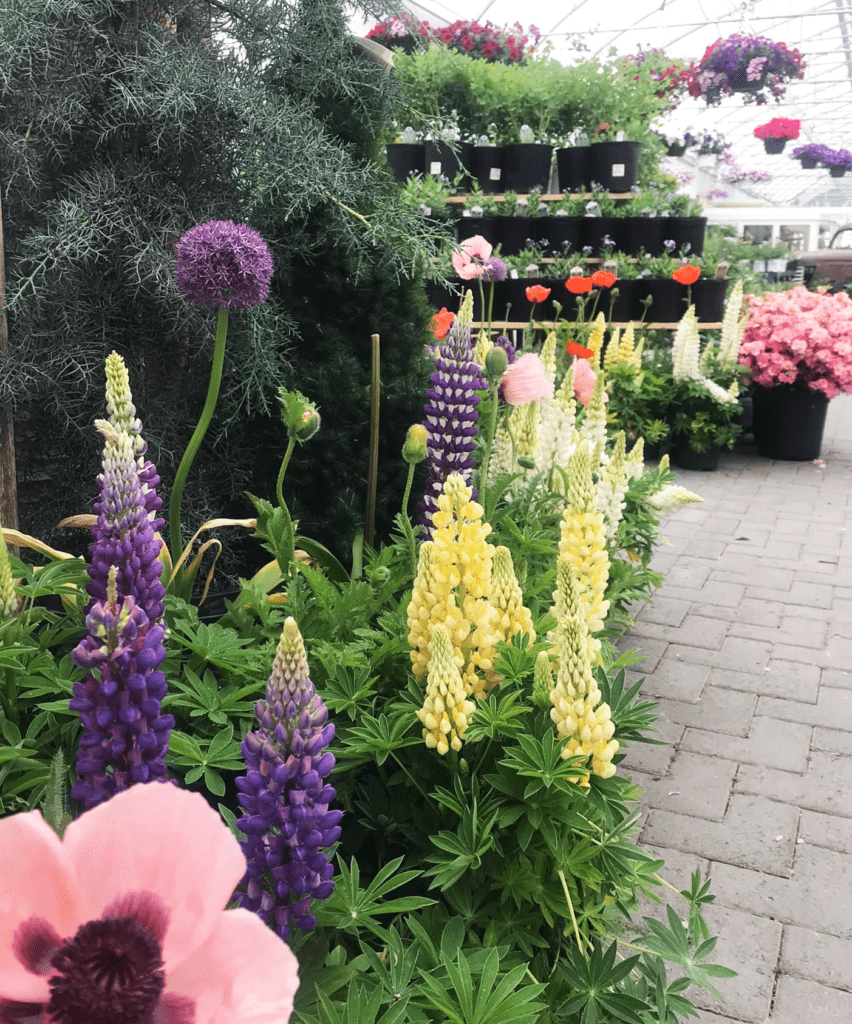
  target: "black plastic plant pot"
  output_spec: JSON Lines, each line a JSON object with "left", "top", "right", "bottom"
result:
{"left": 537, "top": 216, "right": 583, "bottom": 257}
{"left": 589, "top": 141, "right": 641, "bottom": 191}
{"left": 582, "top": 215, "right": 628, "bottom": 256}
{"left": 503, "top": 144, "right": 553, "bottom": 192}
{"left": 424, "top": 279, "right": 459, "bottom": 311}
{"left": 693, "top": 279, "right": 728, "bottom": 323}
{"left": 497, "top": 216, "right": 537, "bottom": 256}
{"left": 830, "top": 166, "right": 848, "bottom": 178}
{"left": 456, "top": 216, "right": 499, "bottom": 248}
{"left": 423, "top": 141, "right": 473, "bottom": 189}
{"left": 627, "top": 216, "right": 665, "bottom": 257}
{"left": 470, "top": 145, "right": 505, "bottom": 193}
{"left": 671, "top": 443, "right": 722, "bottom": 471}
{"left": 669, "top": 216, "right": 707, "bottom": 257}
{"left": 608, "top": 278, "right": 642, "bottom": 322}
{"left": 763, "top": 138, "right": 787, "bottom": 155}
{"left": 666, "top": 142, "right": 688, "bottom": 157}
{"left": 556, "top": 146, "right": 591, "bottom": 192}
{"left": 500, "top": 277, "right": 552, "bottom": 322}
{"left": 752, "top": 384, "right": 829, "bottom": 460}
{"left": 385, "top": 143, "right": 425, "bottom": 183}
{"left": 638, "top": 278, "right": 690, "bottom": 323}
{"left": 799, "top": 154, "right": 818, "bottom": 169}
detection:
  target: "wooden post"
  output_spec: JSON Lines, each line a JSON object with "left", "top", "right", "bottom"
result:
{"left": 0, "top": 159, "right": 19, "bottom": 534}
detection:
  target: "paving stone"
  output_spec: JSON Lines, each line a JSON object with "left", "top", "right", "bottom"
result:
{"left": 710, "top": 567, "right": 794, "bottom": 590}
{"left": 700, "top": 661, "right": 820, "bottom": 703}
{"left": 633, "top": 844, "right": 712, "bottom": 924}
{"left": 711, "top": 636, "right": 774, "bottom": 674}
{"left": 629, "top": 615, "right": 730, "bottom": 650}
{"left": 798, "top": 809, "right": 852, "bottom": 855}
{"left": 681, "top": 716, "right": 811, "bottom": 773}
{"left": 690, "top": 968, "right": 774, "bottom": 1023}
{"left": 812, "top": 726, "right": 852, "bottom": 755}
{"left": 770, "top": 976, "right": 852, "bottom": 1023}
{"left": 726, "top": 621, "right": 827, "bottom": 651}
{"left": 765, "top": 643, "right": 831, "bottom": 668}
{"left": 659, "top": 560, "right": 714, "bottom": 589}
{"left": 789, "top": 580, "right": 837, "bottom": 608}
{"left": 665, "top": 581, "right": 747, "bottom": 607}
{"left": 626, "top": 751, "right": 738, "bottom": 821}
{"left": 735, "top": 752, "right": 852, "bottom": 818}
{"left": 633, "top": 596, "right": 693, "bottom": 627}
{"left": 757, "top": 688, "right": 852, "bottom": 730}
{"left": 826, "top": 634, "right": 852, "bottom": 663}
{"left": 620, "top": 716, "right": 683, "bottom": 776}
{"left": 618, "top": 636, "right": 668, "bottom": 673}
{"left": 775, "top": 517, "right": 811, "bottom": 534}
{"left": 700, "top": 598, "right": 783, "bottom": 628}
{"left": 636, "top": 655, "right": 712, "bottom": 702}
{"left": 643, "top": 795, "right": 797, "bottom": 877}
{"left": 780, "top": 926, "right": 852, "bottom": 992}
{"left": 653, "top": 687, "right": 757, "bottom": 738}
{"left": 709, "top": 846, "right": 852, "bottom": 939}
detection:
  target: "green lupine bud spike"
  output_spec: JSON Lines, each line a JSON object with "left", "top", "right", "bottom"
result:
{"left": 0, "top": 528, "right": 18, "bottom": 618}
{"left": 533, "top": 650, "right": 553, "bottom": 707}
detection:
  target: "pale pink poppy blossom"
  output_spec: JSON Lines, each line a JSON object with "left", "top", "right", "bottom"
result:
{"left": 0, "top": 783, "right": 299, "bottom": 1024}
{"left": 501, "top": 353, "right": 554, "bottom": 404}
{"left": 574, "top": 358, "right": 598, "bottom": 406}
{"left": 451, "top": 235, "right": 493, "bottom": 280}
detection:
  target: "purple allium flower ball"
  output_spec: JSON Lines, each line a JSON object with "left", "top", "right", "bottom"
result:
{"left": 175, "top": 220, "right": 273, "bottom": 310}
{"left": 482, "top": 256, "right": 507, "bottom": 282}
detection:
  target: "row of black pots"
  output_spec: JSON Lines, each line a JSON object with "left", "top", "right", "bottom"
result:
{"left": 458, "top": 214, "right": 706, "bottom": 257}
{"left": 426, "top": 277, "right": 728, "bottom": 325}
{"left": 386, "top": 141, "right": 642, "bottom": 193}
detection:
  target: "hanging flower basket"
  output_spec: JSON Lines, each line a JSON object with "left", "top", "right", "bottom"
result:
{"left": 687, "top": 34, "right": 806, "bottom": 106}
{"left": 754, "top": 118, "right": 799, "bottom": 155}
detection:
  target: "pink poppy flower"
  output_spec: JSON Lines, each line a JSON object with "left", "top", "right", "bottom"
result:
{"left": 0, "top": 783, "right": 299, "bottom": 1024}
{"left": 574, "top": 358, "right": 598, "bottom": 406}
{"left": 452, "top": 235, "right": 493, "bottom": 280}
{"left": 501, "top": 353, "right": 554, "bottom": 404}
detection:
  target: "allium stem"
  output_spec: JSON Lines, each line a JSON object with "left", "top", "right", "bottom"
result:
{"left": 169, "top": 306, "right": 229, "bottom": 576}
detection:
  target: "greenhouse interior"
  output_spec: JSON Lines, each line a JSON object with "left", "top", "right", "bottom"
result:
{"left": 0, "top": 1, "right": 850, "bottom": 1023}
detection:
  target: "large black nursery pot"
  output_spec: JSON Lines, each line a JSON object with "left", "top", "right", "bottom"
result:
{"left": 538, "top": 215, "right": 583, "bottom": 256}
{"left": 609, "top": 279, "right": 642, "bottom": 322}
{"left": 692, "top": 279, "right": 728, "bottom": 323}
{"left": 500, "top": 277, "right": 554, "bottom": 321}
{"left": 671, "top": 442, "right": 722, "bottom": 471}
{"left": 638, "top": 278, "right": 689, "bottom": 323}
{"left": 456, "top": 215, "right": 499, "bottom": 248}
{"left": 503, "top": 144, "right": 553, "bottom": 192}
{"left": 423, "top": 141, "right": 473, "bottom": 188}
{"left": 752, "top": 383, "right": 830, "bottom": 460}
{"left": 385, "top": 142, "right": 425, "bottom": 183}
{"left": 497, "top": 216, "right": 537, "bottom": 256}
{"left": 425, "top": 279, "right": 459, "bottom": 311}
{"left": 669, "top": 216, "right": 707, "bottom": 257}
{"left": 627, "top": 216, "right": 665, "bottom": 257}
{"left": 666, "top": 141, "right": 688, "bottom": 157}
{"left": 763, "top": 138, "right": 787, "bottom": 155}
{"left": 470, "top": 145, "right": 505, "bottom": 192}
{"left": 582, "top": 215, "right": 628, "bottom": 255}
{"left": 589, "top": 141, "right": 641, "bottom": 191}
{"left": 556, "top": 146, "right": 591, "bottom": 192}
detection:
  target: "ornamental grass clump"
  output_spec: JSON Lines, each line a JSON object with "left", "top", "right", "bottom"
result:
{"left": 235, "top": 617, "right": 342, "bottom": 940}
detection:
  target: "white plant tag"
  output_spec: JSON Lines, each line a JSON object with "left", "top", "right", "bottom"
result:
{"left": 489, "top": 167, "right": 502, "bottom": 180}
{"left": 611, "top": 163, "right": 625, "bottom": 177}
{"left": 430, "top": 161, "right": 442, "bottom": 174}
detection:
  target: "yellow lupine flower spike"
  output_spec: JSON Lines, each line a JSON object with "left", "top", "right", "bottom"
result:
{"left": 417, "top": 623, "right": 477, "bottom": 755}
{"left": 618, "top": 322, "right": 636, "bottom": 366}
{"left": 490, "top": 546, "right": 536, "bottom": 645}
{"left": 604, "top": 328, "right": 621, "bottom": 368}
{"left": 541, "top": 330, "right": 558, "bottom": 383}
{"left": 587, "top": 313, "right": 606, "bottom": 368}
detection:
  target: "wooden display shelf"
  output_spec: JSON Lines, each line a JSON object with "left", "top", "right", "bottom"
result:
{"left": 446, "top": 193, "right": 632, "bottom": 204}
{"left": 472, "top": 322, "right": 723, "bottom": 330}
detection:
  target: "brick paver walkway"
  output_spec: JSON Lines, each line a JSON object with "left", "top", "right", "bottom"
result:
{"left": 620, "top": 393, "right": 852, "bottom": 1024}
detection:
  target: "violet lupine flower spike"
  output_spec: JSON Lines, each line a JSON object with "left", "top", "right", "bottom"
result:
{"left": 70, "top": 566, "right": 173, "bottom": 809}
{"left": 235, "top": 617, "right": 342, "bottom": 940}
{"left": 418, "top": 291, "right": 487, "bottom": 528}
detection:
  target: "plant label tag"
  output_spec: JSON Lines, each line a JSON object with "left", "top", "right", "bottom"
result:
{"left": 430, "top": 161, "right": 442, "bottom": 174}
{"left": 489, "top": 167, "right": 502, "bottom": 180}
{"left": 611, "top": 163, "right": 626, "bottom": 177}
{"left": 510, "top": 269, "right": 519, "bottom": 279}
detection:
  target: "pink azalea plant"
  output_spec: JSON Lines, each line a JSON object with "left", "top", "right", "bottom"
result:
{"left": 452, "top": 235, "right": 493, "bottom": 280}
{"left": 739, "top": 286, "right": 852, "bottom": 398}
{"left": 0, "top": 783, "right": 299, "bottom": 1024}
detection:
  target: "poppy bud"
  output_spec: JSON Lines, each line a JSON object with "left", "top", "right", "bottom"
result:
{"left": 402, "top": 424, "right": 428, "bottom": 464}
{"left": 484, "top": 345, "right": 509, "bottom": 381}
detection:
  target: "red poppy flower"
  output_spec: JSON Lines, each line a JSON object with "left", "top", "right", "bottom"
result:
{"left": 431, "top": 307, "right": 455, "bottom": 339}
{"left": 591, "top": 270, "right": 617, "bottom": 289}
{"left": 565, "top": 340, "right": 594, "bottom": 359}
{"left": 672, "top": 265, "right": 701, "bottom": 286}
{"left": 565, "top": 277, "right": 593, "bottom": 295}
{"left": 525, "top": 284, "right": 552, "bottom": 303}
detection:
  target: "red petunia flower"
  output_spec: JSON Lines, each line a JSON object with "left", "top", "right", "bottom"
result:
{"left": 432, "top": 307, "right": 455, "bottom": 339}
{"left": 525, "top": 284, "right": 552, "bottom": 303}
{"left": 672, "top": 265, "right": 701, "bottom": 286}
{"left": 565, "top": 277, "right": 593, "bottom": 294}
{"left": 565, "top": 340, "right": 595, "bottom": 359}
{"left": 591, "top": 270, "right": 617, "bottom": 289}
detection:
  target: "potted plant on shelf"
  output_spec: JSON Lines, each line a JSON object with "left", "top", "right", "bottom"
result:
{"left": 821, "top": 147, "right": 852, "bottom": 177}
{"left": 556, "top": 131, "right": 592, "bottom": 193}
{"left": 686, "top": 34, "right": 806, "bottom": 106}
{"left": 503, "top": 124, "right": 554, "bottom": 192}
{"left": 738, "top": 286, "right": 852, "bottom": 459}
{"left": 753, "top": 117, "right": 800, "bottom": 154}
{"left": 386, "top": 125, "right": 426, "bottom": 182}
{"left": 791, "top": 142, "right": 828, "bottom": 169}
{"left": 588, "top": 122, "right": 642, "bottom": 191}
{"left": 684, "top": 129, "right": 729, "bottom": 157}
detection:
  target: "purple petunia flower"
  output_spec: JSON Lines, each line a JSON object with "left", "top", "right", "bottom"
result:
{"left": 235, "top": 618, "right": 342, "bottom": 940}
{"left": 175, "top": 220, "right": 273, "bottom": 309}
{"left": 418, "top": 316, "right": 487, "bottom": 528}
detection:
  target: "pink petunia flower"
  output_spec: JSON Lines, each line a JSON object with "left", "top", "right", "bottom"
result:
{"left": 0, "top": 784, "right": 299, "bottom": 1024}
{"left": 501, "top": 353, "right": 554, "bottom": 404}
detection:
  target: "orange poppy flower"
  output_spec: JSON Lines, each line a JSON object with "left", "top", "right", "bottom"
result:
{"left": 565, "top": 340, "right": 594, "bottom": 359}
{"left": 591, "top": 270, "right": 617, "bottom": 289}
{"left": 672, "top": 265, "right": 701, "bottom": 286}
{"left": 565, "top": 277, "right": 593, "bottom": 295}
{"left": 431, "top": 307, "right": 455, "bottom": 339}
{"left": 525, "top": 284, "right": 552, "bottom": 303}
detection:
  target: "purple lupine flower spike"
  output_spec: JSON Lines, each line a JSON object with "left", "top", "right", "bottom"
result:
{"left": 70, "top": 567, "right": 173, "bottom": 809}
{"left": 235, "top": 617, "right": 342, "bottom": 940}
{"left": 418, "top": 293, "right": 487, "bottom": 528}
